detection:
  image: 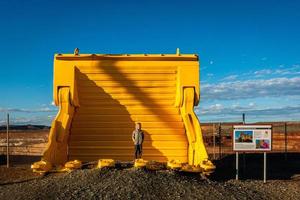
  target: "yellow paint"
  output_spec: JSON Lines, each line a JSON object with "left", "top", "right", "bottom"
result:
{"left": 134, "top": 159, "right": 148, "bottom": 168}
{"left": 64, "top": 160, "right": 82, "bottom": 170}
{"left": 97, "top": 159, "right": 116, "bottom": 168}
{"left": 167, "top": 159, "right": 182, "bottom": 169}
{"left": 33, "top": 50, "right": 214, "bottom": 173}
{"left": 31, "top": 160, "right": 52, "bottom": 173}
{"left": 181, "top": 164, "right": 202, "bottom": 173}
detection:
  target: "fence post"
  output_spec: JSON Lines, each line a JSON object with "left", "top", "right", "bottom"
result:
{"left": 284, "top": 122, "right": 287, "bottom": 161}
{"left": 6, "top": 113, "right": 10, "bottom": 168}
{"left": 219, "top": 123, "right": 222, "bottom": 159}
{"left": 213, "top": 123, "right": 216, "bottom": 160}
{"left": 242, "top": 113, "right": 246, "bottom": 175}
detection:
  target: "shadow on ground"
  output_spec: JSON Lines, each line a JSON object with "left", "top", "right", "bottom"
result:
{"left": 1, "top": 153, "right": 300, "bottom": 182}
{"left": 0, "top": 155, "right": 41, "bottom": 166}
{"left": 209, "top": 153, "right": 300, "bottom": 181}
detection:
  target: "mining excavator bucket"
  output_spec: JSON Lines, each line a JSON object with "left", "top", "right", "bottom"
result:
{"left": 32, "top": 49, "right": 215, "bottom": 173}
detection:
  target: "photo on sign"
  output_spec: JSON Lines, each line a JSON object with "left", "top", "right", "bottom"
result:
{"left": 235, "top": 130, "right": 253, "bottom": 143}
{"left": 255, "top": 139, "right": 270, "bottom": 149}
{"left": 233, "top": 125, "right": 272, "bottom": 151}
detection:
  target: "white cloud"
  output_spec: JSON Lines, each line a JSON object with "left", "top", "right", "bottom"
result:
{"left": 254, "top": 69, "right": 272, "bottom": 76}
{"left": 0, "top": 115, "right": 53, "bottom": 125}
{"left": 0, "top": 107, "right": 57, "bottom": 113}
{"left": 254, "top": 65, "right": 300, "bottom": 77}
{"left": 222, "top": 75, "right": 238, "bottom": 81}
{"left": 209, "top": 103, "right": 223, "bottom": 110}
{"left": 201, "top": 77, "right": 300, "bottom": 100}
{"left": 201, "top": 104, "right": 223, "bottom": 114}
{"left": 200, "top": 65, "right": 300, "bottom": 122}
{"left": 196, "top": 104, "right": 300, "bottom": 122}
{"left": 248, "top": 102, "right": 255, "bottom": 107}
{"left": 222, "top": 65, "right": 300, "bottom": 80}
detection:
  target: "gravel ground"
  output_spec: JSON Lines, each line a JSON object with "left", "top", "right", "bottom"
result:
{"left": 0, "top": 166, "right": 299, "bottom": 200}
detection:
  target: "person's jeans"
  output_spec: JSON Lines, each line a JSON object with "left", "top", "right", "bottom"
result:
{"left": 134, "top": 144, "right": 142, "bottom": 159}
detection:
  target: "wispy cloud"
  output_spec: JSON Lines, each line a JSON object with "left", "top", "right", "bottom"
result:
{"left": 197, "top": 104, "right": 300, "bottom": 115}
{"left": 254, "top": 65, "right": 300, "bottom": 77}
{"left": 200, "top": 65, "right": 300, "bottom": 122}
{"left": 202, "top": 77, "right": 300, "bottom": 100}
{"left": 222, "top": 75, "right": 238, "bottom": 81}
{"left": 254, "top": 69, "right": 272, "bottom": 76}
{"left": 0, "top": 107, "right": 57, "bottom": 113}
{"left": 0, "top": 115, "right": 54, "bottom": 125}
{"left": 220, "top": 65, "right": 300, "bottom": 80}
{"left": 196, "top": 104, "right": 300, "bottom": 122}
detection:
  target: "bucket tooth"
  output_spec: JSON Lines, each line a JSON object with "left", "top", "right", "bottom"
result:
{"left": 181, "top": 164, "right": 202, "bottom": 173}
{"left": 31, "top": 160, "right": 52, "bottom": 173}
{"left": 167, "top": 159, "right": 182, "bottom": 170}
{"left": 134, "top": 159, "right": 148, "bottom": 168}
{"left": 64, "top": 160, "right": 82, "bottom": 171}
{"left": 97, "top": 159, "right": 116, "bottom": 169}
{"left": 145, "top": 160, "right": 166, "bottom": 170}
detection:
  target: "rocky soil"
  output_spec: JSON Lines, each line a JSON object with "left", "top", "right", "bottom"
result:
{"left": 0, "top": 165, "right": 299, "bottom": 200}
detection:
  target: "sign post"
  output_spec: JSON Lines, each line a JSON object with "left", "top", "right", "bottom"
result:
{"left": 264, "top": 152, "right": 266, "bottom": 183}
{"left": 236, "top": 152, "right": 239, "bottom": 180}
{"left": 233, "top": 125, "right": 272, "bottom": 182}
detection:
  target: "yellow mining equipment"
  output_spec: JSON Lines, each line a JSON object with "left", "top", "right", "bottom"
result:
{"left": 32, "top": 49, "right": 215, "bottom": 173}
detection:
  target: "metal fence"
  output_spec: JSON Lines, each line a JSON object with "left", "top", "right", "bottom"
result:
{"left": 1, "top": 122, "right": 300, "bottom": 162}
{"left": 202, "top": 122, "right": 300, "bottom": 160}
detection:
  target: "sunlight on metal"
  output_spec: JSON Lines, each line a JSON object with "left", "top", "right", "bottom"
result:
{"left": 32, "top": 49, "right": 215, "bottom": 173}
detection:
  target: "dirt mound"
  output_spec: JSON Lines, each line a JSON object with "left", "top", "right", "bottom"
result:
{"left": 0, "top": 167, "right": 299, "bottom": 200}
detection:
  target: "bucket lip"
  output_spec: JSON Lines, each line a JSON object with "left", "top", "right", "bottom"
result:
{"left": 54, "top": 53, "right": 199, "bottom": 61}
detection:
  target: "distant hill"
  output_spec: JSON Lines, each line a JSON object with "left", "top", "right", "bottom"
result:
{"left": 0, "top": 124, "right": 50, "bottom": 131}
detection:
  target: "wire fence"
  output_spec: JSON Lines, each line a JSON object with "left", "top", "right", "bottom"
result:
{"left": 1, "top": 122, "right": 300, "bottom": 161}
{"left": 0, "top": 131, "right": 48, "bottom": 156}
{"left": 202, "top": 122, "right": 300, "bottom": 160}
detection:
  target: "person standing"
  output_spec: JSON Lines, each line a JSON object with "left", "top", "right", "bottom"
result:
{"left": 132, "top": 123, "right": 144, "bottom": 159}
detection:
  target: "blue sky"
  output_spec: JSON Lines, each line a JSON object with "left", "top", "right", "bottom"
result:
{"left": 0, "top": 0, "right": 300, "bottom": 125}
